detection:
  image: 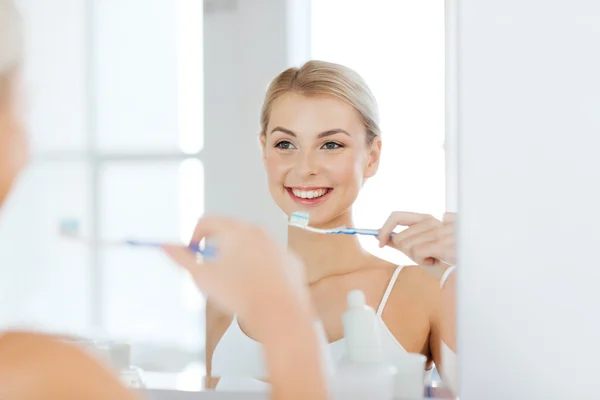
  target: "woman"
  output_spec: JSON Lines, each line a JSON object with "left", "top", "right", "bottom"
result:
{"left": 205, "top": 60, "right": 458, "bottom": 390}
{"left": 0, "top": 1, "right": 327, "bottom": 399}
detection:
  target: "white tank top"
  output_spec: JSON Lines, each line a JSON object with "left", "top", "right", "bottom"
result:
{"left": 212, "top": 265, "right": 431, "bottom": 391}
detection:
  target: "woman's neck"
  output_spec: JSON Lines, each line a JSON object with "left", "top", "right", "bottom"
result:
{"left": 288, "top": 211, "right": 370, "bottom": 284}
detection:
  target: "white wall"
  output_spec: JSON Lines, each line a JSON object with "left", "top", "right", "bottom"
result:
{"left": 456, "top": 1, "right": 600, "bottom": 398}
{"left": 444, "top": 0, "right": 458, "bottom": 213}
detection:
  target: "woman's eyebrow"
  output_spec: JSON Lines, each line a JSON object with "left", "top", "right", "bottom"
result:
{"left": 270, "top": 127, "right": 350, "bottom": 138}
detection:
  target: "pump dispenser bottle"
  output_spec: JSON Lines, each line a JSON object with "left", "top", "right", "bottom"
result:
{"left": 331, "top": 290, "right": 397, "bottom": 399}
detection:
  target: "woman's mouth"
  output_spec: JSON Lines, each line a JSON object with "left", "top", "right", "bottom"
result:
{"left": 286, "top": 187, "right": 333, "bottom": 206}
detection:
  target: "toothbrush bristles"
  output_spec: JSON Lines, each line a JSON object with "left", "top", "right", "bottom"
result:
{"left": 289, "top": 211, "right": 310, "bottom": 227}
{"left": 58, "top": 218, "right": 81, "bottom": 237}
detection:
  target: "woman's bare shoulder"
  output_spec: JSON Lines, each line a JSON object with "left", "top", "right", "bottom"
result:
{"left": 0, "top": 331, "right": 140, "bottom": 399}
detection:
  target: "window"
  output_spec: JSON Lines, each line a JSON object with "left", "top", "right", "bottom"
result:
{"left": 0, "top": 0, "right": 205, "bottom": 355}
{"left": 311, "top": 0, "right": 446, "bottom": 265}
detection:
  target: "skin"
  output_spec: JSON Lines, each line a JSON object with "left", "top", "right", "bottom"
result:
{"left": 0, "top": 332, "right": 142, "bottom": 400}
{"left": 205, "top": 92, "right": 457, "bottom": 387}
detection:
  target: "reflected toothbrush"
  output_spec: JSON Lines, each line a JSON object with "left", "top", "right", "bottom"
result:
{"left": 288, "top": 211, "right": 382, "bottom": 237}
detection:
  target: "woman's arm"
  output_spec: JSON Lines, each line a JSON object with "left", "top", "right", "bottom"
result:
{"left": 205, "top": 298, "right": 233, "bottom": 388}
{"left": 257, "top": 295, "right": 328, "bottom": 400}
{"left": 439, "top": 269, "right": 457, "bottom": 350}
{"left": 163, "top": 216, "right": 328, "bottom": 400}
{"left": 429, "top": 268, "right": 457, "bottom": 371}
{"left": 429, "top": 270, "right": 458, "bottom": 396}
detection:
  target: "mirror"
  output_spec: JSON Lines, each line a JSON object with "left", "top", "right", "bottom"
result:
{"left": 0, "top": 0, "right": 455, "bottom": 398}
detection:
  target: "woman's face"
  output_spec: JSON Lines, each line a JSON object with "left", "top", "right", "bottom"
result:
{"left": 261, "top": 92, "right": 381, "bottom": 227}
{"left": 0, "top": 72, "right": 28, "bottom": 207}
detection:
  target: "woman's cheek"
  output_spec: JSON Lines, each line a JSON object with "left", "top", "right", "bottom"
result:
{"left": 324, "top": 153, "right": 362, "bottom": 185}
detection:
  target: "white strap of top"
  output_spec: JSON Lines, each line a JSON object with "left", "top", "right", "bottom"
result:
{"left": 440, "top": 265, "right": 457, "bottom": 288}
{"left": 376, "top": 265, "right": 404, "bottom": 316}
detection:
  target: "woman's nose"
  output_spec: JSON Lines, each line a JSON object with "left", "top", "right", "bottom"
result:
{"left": 294, "top": 149, "right": 319, "bottom": 178}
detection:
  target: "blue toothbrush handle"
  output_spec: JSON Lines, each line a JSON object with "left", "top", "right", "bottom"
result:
{"left": 125, "top": 240, "right": 216, "bottom": 258}
{"left": 189, "top": 243, "right": 217, "bottom": 258}
{"left": 339, "top": 228, "right": 395, "bottom": 238}
{"left": 349, "top": 228, "right": 380, "bottom": 236}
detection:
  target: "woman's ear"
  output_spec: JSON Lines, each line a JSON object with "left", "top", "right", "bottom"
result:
{"left": 364, "top": 137, "right": 382, "bottom": 179}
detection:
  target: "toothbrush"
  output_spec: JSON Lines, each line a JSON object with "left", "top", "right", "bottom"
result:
{"left": 288, "top": 211, "right": 382, "bottom": 237}
{"left": 58, "top": 219, "right": 215, "bottom": 257}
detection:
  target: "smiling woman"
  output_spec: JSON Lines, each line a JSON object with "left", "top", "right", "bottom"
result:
{"left": 259, "top": 61, "right": 382, "bottom": 229}
{"left": 208, "top": 60, "right": 446, "bottom": 392}
{"left": 268, "top": 125, "right": 356, "bottom": 206}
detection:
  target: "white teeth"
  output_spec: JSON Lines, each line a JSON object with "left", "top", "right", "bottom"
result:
{"left": 292, "top": 188, "right": 329, "bottom": 199}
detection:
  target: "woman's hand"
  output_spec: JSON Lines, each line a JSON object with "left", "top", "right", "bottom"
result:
{"left": 377, "top": 212, "right": 456, "bottom": 266}
{"left": 162, "top": 216, "right": 310, "bottom": 326}
{"left": 162, "top": 216, "right": 328, "bottom": 400}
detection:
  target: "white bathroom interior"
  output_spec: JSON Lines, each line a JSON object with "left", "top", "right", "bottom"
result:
{"left": 1, "top": 0, "right": 599, "bottom": 398}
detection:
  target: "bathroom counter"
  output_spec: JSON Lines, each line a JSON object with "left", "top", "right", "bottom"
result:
{"left": 141, "top": 371, "right": 451, "bottom": 399}
{"left": 144, "top": 390, "right": 450, "bottom": 400}
{"left": 144, "top": 390, "right": 265, "bottom": 400}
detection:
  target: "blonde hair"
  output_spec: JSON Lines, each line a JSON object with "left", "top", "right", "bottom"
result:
{"left": 260, "top": 60, "right": 380, "bottom": 143}
{"left": 0, "top": 0, "right": 22, "bottom": 80}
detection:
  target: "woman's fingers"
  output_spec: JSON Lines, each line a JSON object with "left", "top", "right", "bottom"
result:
{"left": 397, "top": 224, "right": 453, "bottom": 253}
{"left": 162, "top": 245, "right": 207, "bottom": 277}
{"left": 376, "top": 211, "right": 456, "bottom": 266}
{"left": 188, "top": 215, "right": 240, "bottom": 247}
{"left": 412, "top": 234, "right": 456, "bottom": 265}
{"left": 378, "top": 212, "right": 439, "bottom": 248}
{"left": 162, "top": 244, "right": 229, "bottom": 305}
{"left": 443, "top": 212, "right": 456, "bottom": 224}
{"left": 388, "top": 217, "right": 443, "bottom": 250}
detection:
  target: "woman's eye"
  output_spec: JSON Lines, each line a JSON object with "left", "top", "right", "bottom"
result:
{"left": 322, "top": 142, "right": 343, "bottom": 150}
{"left": 275, "top": 141, "right": 296, "bottom": 150}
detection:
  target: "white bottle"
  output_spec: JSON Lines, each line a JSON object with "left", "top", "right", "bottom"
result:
{"left": 109, "top": 343, "right": 146, "bottom": 389}
{"left": 331, "top": 290, "right": 397, "bottom": 400}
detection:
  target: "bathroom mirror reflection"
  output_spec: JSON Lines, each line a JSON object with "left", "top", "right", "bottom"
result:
{"left": 0, "top": 0, "right": 455, "bottom": 398}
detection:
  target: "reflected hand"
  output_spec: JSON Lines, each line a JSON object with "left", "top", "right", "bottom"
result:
{"left": 377, "top": 212, "right": 456, "bottom": 266}
{"left": 162, "top": 216, "right": 309, "bottom": 325}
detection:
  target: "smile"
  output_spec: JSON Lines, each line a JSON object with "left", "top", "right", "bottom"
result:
{"left": 286, "top": 187, "right": 333, "bottom": 205}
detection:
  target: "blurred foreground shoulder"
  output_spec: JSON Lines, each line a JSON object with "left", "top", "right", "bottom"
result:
{"left": 0, "top": 331, "right": 141, "bottom": 400}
